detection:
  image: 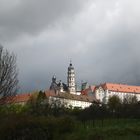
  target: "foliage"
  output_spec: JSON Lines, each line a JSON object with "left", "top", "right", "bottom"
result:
{"left": 108, "top": 95, "right": 121, "bottom": 111}
{"left": 25, "top": 91, "right": 69, "bottom": 117}
{"left": 123, "top": 95, "right": 138, "bottom": 104}
{"left": 0, "top": 114, "right": 75, "bottom": 140}
{"left": 1, "top": 93, "right": 140, "bottom": 139}
{"left": 26, "top": 91, "right": 50, "bottom": 116}
{"left": 0, "top": 104, "right": 27, "bottom": 117}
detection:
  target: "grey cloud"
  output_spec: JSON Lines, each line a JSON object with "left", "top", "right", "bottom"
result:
{"left": 1, "top": 0, "right": 140, "bottom": 92}
{"left": 0, "top": 0, "right": 88, "bottom": 41}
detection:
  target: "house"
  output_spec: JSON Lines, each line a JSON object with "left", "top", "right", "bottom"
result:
{"left": 0, "top": 90, "right": 96, "bottom": 109}
{"left": 94, "top": 83, "right": 140, "bottom": 104}
{"left": 46, "top": 90, "right": 96, "bottom": 109}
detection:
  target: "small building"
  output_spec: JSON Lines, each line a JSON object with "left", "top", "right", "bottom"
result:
{"left": 81, "top": 85, "right": 96, "bottom": 96}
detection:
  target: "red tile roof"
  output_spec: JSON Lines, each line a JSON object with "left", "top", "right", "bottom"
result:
{"left": 81, "top": 85, "right": 96, "bottom": 95}
{"left": 99, "top": 83, "right": 140, "bottom": 94}
{"left": 45, "top": 90, "right": 96, "bottom": 102}
{"left": 81, "top": 88, "right": 91, "bottom": 95}
{"left": 0, "top": 93, "right": 32, "bottom": 105}
{"left": 90, "top": 85, "right": 96, "bottom": 92}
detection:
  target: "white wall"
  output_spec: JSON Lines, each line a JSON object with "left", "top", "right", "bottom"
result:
{"left": 49, "top": 96, "right": 92, "bottom": 109}
{"left": 95, "top": 88, "right": 140, "bottom": 104}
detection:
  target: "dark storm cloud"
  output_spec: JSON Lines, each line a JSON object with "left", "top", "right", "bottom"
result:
{"left": 1, "top": 0, "right": 140, "bottom": 92}
{"left": 0, "top": 0, "right": 86, "bottom": 41}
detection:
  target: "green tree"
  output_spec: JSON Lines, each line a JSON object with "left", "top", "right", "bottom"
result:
{"left": 108, "top": 95, "right": 121, "bottom": 117}
{"left": 26, "top": 91, "right": 49, "bottom": 116}
{"left": 123, "top": 95, "right": 138, "bottom": 105}
{"left": 49, "top": 98, "right": 66, "bottom": 117}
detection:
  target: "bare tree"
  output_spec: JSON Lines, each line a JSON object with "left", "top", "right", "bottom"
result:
{"left": 0, "top": 45, "right": 18, "bottom": 97}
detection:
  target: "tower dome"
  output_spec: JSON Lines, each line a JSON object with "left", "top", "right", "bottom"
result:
{"left": 67, "top": 61, "right": 76, "bottom": 94}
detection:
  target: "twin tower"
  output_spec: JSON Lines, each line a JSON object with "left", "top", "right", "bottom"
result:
{"left": 67, "top": 62, "right": 76, "bottom": 94}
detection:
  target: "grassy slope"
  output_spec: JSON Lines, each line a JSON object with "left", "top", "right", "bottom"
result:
{"left": 62, "top": 119, "right": 140, "bottom": 140}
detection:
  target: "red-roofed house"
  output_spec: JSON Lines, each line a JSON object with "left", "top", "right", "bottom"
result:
{"left": 0, "top": 90, "right": 96, "bottom": 109}
{"left": 94, "top": 83, "right": 140, "bottom": 103}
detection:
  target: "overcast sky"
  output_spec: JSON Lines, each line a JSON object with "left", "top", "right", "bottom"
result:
{"left": 0, "top": 0, "right": 140, "bottom": 92}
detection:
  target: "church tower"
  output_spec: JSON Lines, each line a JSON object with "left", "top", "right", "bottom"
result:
{"left": 67, "top": 61, "right": 76, "bottom": 94}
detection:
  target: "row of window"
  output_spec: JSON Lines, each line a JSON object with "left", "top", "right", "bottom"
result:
{"left": 108, "top": 91, "right": 135, "bottom": 97}
{"left": 68, "top": 73, "right": 75, "bottom": 75}
{"left": 69, "top": 83, "right": 75, "bottom": 86}
{"left": 69, "top": 100, "right": 90, "bottom": 106}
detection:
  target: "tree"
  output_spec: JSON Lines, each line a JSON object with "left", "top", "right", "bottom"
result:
{"left": 0, "top": 45, "right": 18, "bottom": 97}
{"left": 108, "top": 95, "right": 122, "bottom": 117}
{"left": 123, "top": 95, "right": 138, "bottom": 105}
{"left": 26, "top": 91, "right": 49, "bottom": 116}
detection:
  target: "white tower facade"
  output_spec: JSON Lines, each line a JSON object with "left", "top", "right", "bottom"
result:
{"left": 67, "top": 62, "right": 76, "bottom": 94}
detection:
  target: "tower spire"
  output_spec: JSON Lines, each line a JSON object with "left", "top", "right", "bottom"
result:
{"left": 70, "top": 59, "right": 72, "bottom": 66}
